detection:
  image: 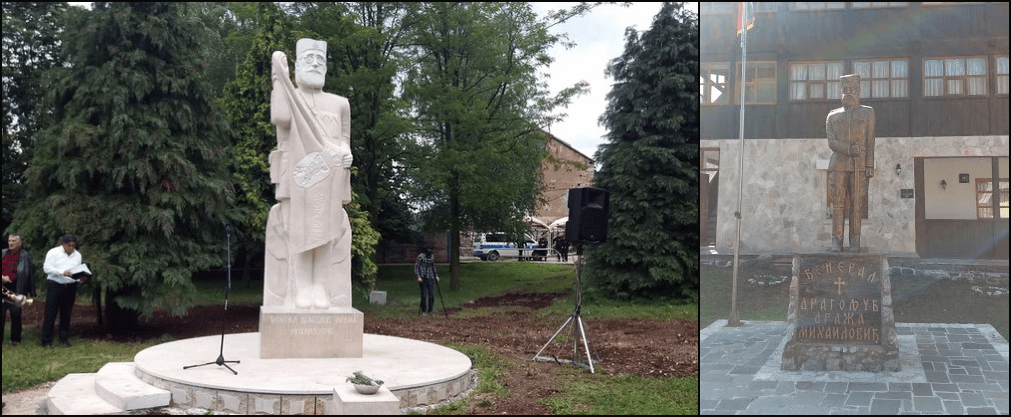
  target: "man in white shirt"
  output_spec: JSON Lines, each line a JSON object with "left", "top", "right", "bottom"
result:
{"left": 41, "top": 234, "right": 84, "bottom": 348}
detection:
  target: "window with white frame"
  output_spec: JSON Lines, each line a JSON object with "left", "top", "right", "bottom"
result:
{"left": 701, "top": 63, "right": 731, "bottom": 105}
{"left": 790, "top": 2, "right": 846, "bottom": 10}
{"left": 976, "top": 178, "right": 1010, "bottom": 220}
{"left": 790, "top": 61, "right": 844, "bottom": 101}
{"left": 997, "top": 55, "right": 1009, "bottom": 96}
{"left": 852, "top": 58, "right": 908, "bottom": 98}
{"left": 924, "top": 56, "right": 988, "bottom": 97}
{"left": 850, "top": 2, "right": 908, "bottom": 7}
{"left": 736, "top": 61, "right": 777, "bottom": 104}
{"left": 700, "top": 2, "right": 733, "bottom": 13}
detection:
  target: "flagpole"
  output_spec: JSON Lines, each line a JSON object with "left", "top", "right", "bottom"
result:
{"left": 729, "top": 2, "right": 749, "bottom": 327}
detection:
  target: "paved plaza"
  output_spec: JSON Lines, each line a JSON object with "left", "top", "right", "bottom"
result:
{"left": 700, "top": 320, "right": 1010, "bottom": 415}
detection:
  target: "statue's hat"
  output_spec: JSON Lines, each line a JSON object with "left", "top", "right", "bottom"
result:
{"left": 296, "top": 38, "right": 327, "bottom": 57}
{"left": 840, "top": 74, "right": 861, "bottom": 89}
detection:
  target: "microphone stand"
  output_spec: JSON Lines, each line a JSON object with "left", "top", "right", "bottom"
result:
{"left": 184, "top": 225, "right": 240, "bottom": 375}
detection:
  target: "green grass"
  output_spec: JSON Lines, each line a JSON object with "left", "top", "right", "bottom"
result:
{"left": 540, "top": 369, "right": 699, "bottom": 415}
{"left": 700, "top": 266, "right": 790, "bottom": 328}
{"left": 354, "top": 262, "right": 578, "bottom": 319}
{"left": 422, "top": 342, "right": 699, "bottom": 416}
{"left": 538, "top": 292, "right": 699, "bottom": 322}
{"left": 190, "top": 278, "right": 265, "bottom": 306}
{"left": 701, "top": 265, "right": 1009, "bottom": 341}
{"left": 890, "top": 277, "right": 1009, "bottom": 341}
{"left": 2, "top": 327, "right": 172, "bottom": 392}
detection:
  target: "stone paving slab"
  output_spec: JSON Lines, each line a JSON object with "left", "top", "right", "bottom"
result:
{"left": 701, "top": 321, "right": 1010, "bottom": 415}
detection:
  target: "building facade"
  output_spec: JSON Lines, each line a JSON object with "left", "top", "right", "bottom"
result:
{"left": 534, "top": 131, "right": 595, "bottom": 225}
{"left": 700, "top": 2, "right": 1009, "bottom": 259}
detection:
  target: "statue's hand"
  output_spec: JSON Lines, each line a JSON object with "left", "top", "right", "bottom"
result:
{"left": 342, "top": 154, "right": 353, "bottom": 169}
{"left": 272, "top": 51, "right": 289, "bottom": 79}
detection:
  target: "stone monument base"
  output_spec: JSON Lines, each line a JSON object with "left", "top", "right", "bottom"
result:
{"left": 781, "top": 342, "right": 900, "bottom": 372}
{"left": 259, "top": 306, "right": 363, "bottom": 359}
{"left": 132, "top": 332, "right": 475, "bottom": 413}
{"left": 781, "top": 251, "right": 900, "bottom": 372}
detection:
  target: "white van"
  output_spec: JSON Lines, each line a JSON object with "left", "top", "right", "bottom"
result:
{"left": 473, "top": 232, "right": 537, "bottom": 261}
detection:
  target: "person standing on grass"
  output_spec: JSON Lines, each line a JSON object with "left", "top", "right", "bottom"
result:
{"left": 41, "top": 234, "right": 84, "bottom": 349}
{"left": 3, "top": 233, "right": 37, "bottom": 347}
{"left": 415, "top": 245, "right": 439, "bottom": 316}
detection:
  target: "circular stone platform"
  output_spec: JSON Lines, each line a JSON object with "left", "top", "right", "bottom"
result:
{"left": 133, "top": 332, "right": 475, "bottom": 414}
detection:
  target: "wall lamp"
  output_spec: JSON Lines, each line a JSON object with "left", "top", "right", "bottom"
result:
{"left": 940, "top": 179, "right": 947, "bottom": 190}
{"left": 894, "top": 164, "right": 901, "bottom": 177}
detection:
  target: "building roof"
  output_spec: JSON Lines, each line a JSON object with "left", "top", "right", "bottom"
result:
{"left": 540, "top": 129, "right": 594, "bottom": 163}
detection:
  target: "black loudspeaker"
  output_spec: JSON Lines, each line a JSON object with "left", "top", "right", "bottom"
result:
{"left": 566, "top": 187, "right": 609, "bottom": 244}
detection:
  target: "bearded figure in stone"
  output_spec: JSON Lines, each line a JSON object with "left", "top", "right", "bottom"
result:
{"left": 264, "top": 38, "right": 353, "bottom": 310}
{"left": 826, "top": 74, "right": 875, "bottom": 252}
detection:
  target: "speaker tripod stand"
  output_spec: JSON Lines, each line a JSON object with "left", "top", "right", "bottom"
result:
{"left": 532, "top": 253, "right": 595, "bottom": 373}
{"left": 184, "top": 225, "right": 240, "bottom": 375}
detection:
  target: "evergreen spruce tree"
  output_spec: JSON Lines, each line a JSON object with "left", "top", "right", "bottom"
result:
{"left": 11, "top": 2, "right": 236, "bottom": 319}
{"left": 582, "top": 2, "right": 699, "bottom": 300}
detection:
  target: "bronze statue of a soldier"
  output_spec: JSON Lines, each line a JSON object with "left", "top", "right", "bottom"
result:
{"left": 826, "top": 74, "right": 875, "bottom": 252}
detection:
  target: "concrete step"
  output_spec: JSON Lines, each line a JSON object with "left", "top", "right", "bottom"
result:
{"left": 95, "top": 362, "right": 171, "bottom": 411}
{"left": 46, "top": 373, "right": 125, "bottom": 415}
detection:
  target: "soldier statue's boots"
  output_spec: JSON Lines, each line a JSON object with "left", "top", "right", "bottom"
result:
{"left": 295, "top": 287, "right": 312, "bottom": 309}
{"left": 312, "top": 284, "right": 329, "bottom": 310}
{"left": 849, "top": 237, "right": 861, "bottom": 253}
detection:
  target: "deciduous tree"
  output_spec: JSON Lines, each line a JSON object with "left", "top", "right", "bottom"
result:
{"left": 402, "top": 2, "right": 588, "bottom": 290}
{"left": 2, "top": 2, "right": 68, "bottom": 233}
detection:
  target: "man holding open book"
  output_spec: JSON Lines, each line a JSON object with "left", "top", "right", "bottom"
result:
{"left": 41, "top": 234, "right": 89, "bottom": 349}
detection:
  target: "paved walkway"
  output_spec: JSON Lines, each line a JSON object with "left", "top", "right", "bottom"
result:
{"left": 700, "top": 321, "right": 1009, "bottom": 415}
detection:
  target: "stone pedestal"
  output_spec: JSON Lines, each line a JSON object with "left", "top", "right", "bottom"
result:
{"left": 781, "top": 251, "right": 900, "bottom": 372}
{"left": 259, "top": 306, "right": 363, "bottom": 359}
{"left": 332, "top": 384, "right": 400, "bottom": 415}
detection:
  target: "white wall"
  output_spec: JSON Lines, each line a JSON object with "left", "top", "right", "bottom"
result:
{"left": 922, "top": 158, "right": 993, "bottom": 220}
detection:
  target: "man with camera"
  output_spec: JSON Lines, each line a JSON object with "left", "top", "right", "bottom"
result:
{"left": 3, "top": 233, "right": 37, "bottom": 347}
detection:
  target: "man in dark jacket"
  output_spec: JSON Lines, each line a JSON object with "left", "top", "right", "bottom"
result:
{"left": 414, "top": 245, "right": 439, "bottom": 316}
{"left": 3, "top": 233, "right": 37, "bottom": 347}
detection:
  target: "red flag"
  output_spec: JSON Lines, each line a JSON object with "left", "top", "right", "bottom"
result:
{"left": 737, "top": 2, "right": 755, "bottom": 35}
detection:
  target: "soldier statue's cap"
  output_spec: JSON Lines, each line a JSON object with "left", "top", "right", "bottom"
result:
{"left": 296, "top": 38, "right": 327, "bottom": 57}
{"left": 840, "top": 74, "right": 861, "bottom": 89}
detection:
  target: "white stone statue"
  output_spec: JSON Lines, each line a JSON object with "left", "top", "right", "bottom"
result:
{"left": 264, "top": 38, "right": 353, "bottom": 310}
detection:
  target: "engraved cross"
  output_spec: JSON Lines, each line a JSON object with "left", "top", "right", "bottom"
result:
{"left": 834, "top": 276, "right": 846, "bottom": 295}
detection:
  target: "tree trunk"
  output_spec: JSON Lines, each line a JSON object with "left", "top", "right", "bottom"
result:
{"left": 104, "top": 287, "right": 140, "bottom": 336}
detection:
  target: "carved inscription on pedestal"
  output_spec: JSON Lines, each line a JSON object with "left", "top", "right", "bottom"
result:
{"left": 265, "top": 314, "right": 358, "bottom": 341}
{"left": 795, "top": 258, "right": 882, "bottom": 345}
{"left": 259, "top": 307, "right": 364, "bottom": 358}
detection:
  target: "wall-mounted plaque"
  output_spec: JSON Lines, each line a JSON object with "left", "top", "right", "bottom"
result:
{"left": 900, "top": 189, "right": 914, "bottom": 199}
{"left": 959, "top": 173, "right": 970, "bottom": 183}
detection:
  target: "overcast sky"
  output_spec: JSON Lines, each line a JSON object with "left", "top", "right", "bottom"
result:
{"left": 532, "top": 2, "right": 698, "bottom": 160}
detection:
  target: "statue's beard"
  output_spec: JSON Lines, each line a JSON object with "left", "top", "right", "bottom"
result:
{"left": 296, "top": 70, "right": 325, "bottom": 89}
{"left": 842, "top": 94, "right": 858, "bottom": 109}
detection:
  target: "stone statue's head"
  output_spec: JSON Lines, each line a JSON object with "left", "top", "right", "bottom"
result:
{"left": 840, "top": 74, "right": 860, "bottom": 109}
{"left": 295, "top": 38, "right": 327, "bottom": 89}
